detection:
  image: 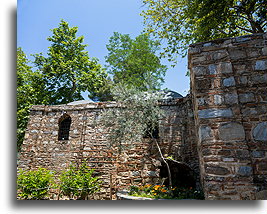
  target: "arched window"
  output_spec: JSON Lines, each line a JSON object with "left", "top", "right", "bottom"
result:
{"left": 58, "top": 114, "right": 71, "bottom": 140}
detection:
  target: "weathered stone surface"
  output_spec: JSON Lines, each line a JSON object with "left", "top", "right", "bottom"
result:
{"left": 253, "top": 122, "right": 267, "bottom": 141}
{"left": 217, "top": 62, "right": 233, "bottom": 74}
{"left": 239, "top": 76, "right": 248, "bottom": 85}
{"left": 255, "top": 60, "right": 267, "bottom": 70}
{"left": 198, "top": 108, "right": 233, "bottom": 119}
{"left": 238, "top": 166, "right": 253, "bottom": 176}
{"left": 218, "top": 122, "right": 245, "bottom": 141}
{"left": 205, "top": 165, "right": 230, "bottom": 175}
{"left": 214, "top": 95, "right": 224, "bottom": 105}
{"left": 239, "top": 93, "right": 255, "bottom": 103}
{"left": 251, "top": 151, "right": 265, "bottom": 158}
{"left": 224, "top": 93, "right": 238, "bottom": 105}
{"left": 192, "top": 66, "right": 206, "bottom": 76}
{"left": 208, "top": 64, "right": 217, "bottom": 74}
{"left": 228, "top": 49, "right": 246, "bottom": 60}
{"left": 199, "top": 125, "right": 212, "bottom": 141}
{"left": 251, "top": 74, "right": 267, "bottom": 84}
{"left": 18, "top": 96, "right": 200, "bottom": 200}
{"left": 195, "top": 79, "right": 211, "bottom": 90}
{"left": 223, "top": 77, "right": 236, "bottom": 87}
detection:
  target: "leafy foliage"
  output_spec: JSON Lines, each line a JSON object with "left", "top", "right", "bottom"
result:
{"left": 59, "top": 162, "right": 101, "bottom": 200}
{"left": 105, "top": 32, "right": 167, "bottom": 91}
{"left": 17, "top": 168, "right": 54, "bottom": 200}
{"left": 99, "top": 84, "right": 164, "bottom": 150}
{"left": 17, "top": 48, "right": 48, "bottom": 150}
{"left": 33, "top": 20, "right": 108, "bottom": 104}
{"left": 142, "top": 0, "right": 267, "bottom": 60}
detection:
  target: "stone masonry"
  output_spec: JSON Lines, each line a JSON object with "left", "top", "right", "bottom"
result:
{"left": 18, "top": 96, "right": 198, "bottom": 200}
{"left": 189, "top": 33, "right": 267, "bottom": 200}
{"left": 18, "top": 33, "right": 267, "bottom": 200}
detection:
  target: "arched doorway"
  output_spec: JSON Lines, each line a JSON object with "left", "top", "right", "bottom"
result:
{"left": 159, "top": 159, "right": 197, "bottom": 188}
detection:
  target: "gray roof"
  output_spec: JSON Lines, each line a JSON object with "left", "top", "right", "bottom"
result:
{"left": 67, "top": 99, "right": 95, "bottom": 105}
{"left": 161, "top": 90, "right": 183, "bottom": 100}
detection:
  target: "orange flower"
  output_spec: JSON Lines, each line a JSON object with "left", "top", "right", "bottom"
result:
{"left": 154, "top": 185, "right": 161, "bottom": 190}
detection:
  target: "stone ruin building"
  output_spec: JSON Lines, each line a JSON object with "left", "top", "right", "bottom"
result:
{"left": 18, "top": 33, "right": 267, "bottom": 200}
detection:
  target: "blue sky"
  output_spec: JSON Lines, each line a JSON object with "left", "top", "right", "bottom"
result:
{"left": 17, "top": 0, "right": 189, "bottom": 98}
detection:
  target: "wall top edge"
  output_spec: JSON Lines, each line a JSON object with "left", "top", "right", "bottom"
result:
{"left": 188, "top": 33, "right": 266, "bottom": 54}
{"left": 30, "top": 95, "right": 191, "bottom": 112}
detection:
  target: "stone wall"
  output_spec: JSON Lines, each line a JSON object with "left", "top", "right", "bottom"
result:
{"left": 189, "top": 33, "right": 267, "bottom": 200}
{"left": 18, "top": 97, "right": 199, "bottom": 200}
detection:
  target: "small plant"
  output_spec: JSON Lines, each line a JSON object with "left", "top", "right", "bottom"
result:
{"left": 129, "top": 184, "right": 204, "bottom": 199}
{"left": 59, "top": 161, "right": 101, "bottom": 200}
{"left": 17, "top": 168, "right": 54, "bottom": 200}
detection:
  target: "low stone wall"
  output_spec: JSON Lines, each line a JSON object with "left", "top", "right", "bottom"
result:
{"left": 18, "top": 98, "right": 199, "bottom": 200}
{"left": 189, "top": 33, "right": 267, "bottom": 200}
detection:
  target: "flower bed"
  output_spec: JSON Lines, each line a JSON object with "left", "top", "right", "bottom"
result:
{"left": 117, "top": 185, "right": 204, "bottom": 200}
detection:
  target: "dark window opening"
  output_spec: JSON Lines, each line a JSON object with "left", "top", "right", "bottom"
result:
{"left": 58, "top": 114, "right": 71, "bottom": 140}
{"left": 144, "top": 123, "right": 159, "bottom": 139}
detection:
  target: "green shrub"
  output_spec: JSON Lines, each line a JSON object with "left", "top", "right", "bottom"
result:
{"left": 17, "top": 168, "right": 54, "bottom": 200}
{"left": 59, "top": 162, "right": 101, "bottom": 200}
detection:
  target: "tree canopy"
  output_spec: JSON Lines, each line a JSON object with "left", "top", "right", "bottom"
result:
{"left": 33, "top": 20, "right": 108, "bottom": 104}
{"left": 17, "top": 47, "right": 48, "bottom": 150}
{"left": 142, "top": 0, "right": 267, "bottom": 59}
{"left": 105, "top": 32, "right": 167, "bottom": 91}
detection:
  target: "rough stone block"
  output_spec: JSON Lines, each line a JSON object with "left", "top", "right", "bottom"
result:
{"left": 222, "top": 158, "right": 234, "bottom": 162}
{"left": 228, "top": 49, "right": 246, "bottom": 60}
{"left": 251, "top": 74, "right": 267, "bottom": 84}
{"left": 239, "top": 76, "right": 248, "bottom": 85}
{"left": 237, "top": 166, "right": 253, "bottom": 176}
{"left": 199, "top": 125, "right": 212, "bottom": 142}
{"left": 217, "top": 62, "right": 233, "bottom": 74}
{"left": 258, "top": 161, "right": 267, "bottom": 171}
{"left": 262, "top": 47, "right": 267, "bottom": 55}
{"left": 197, "top": 97, "right": 208, "bottom": 106}
{"left": 205, "top": 165, "right": 230, "bottom": 175}
{"left": 255, "top": 60, "right": 267, "bottom": 70}
{"left": 251, "top": 151, "right": 265, "bottom": 158}
{"left": 239, "top": 93, "right": 255, "bottom": 103}
{"left": 253, "top": 122, "right": 267, "bottom": 142}
{"left": 198, "top": 108, "right": 233, "bottom": 119}
{"left": 223, "top": 77, "right": 236, "bottom": 87}
{"left": 196, "top": 79, "right": 211, "bottom": 90}
{"left": 212, "top": 51, "right": 228, "bottom": 61}
{"left": 224, "top": 93, "right": 238, "bottom": 105}
{"left": 192, "top": 66, "right": 206, "bottom": 76}
{"left": 218, "top": 122, "right": 245, "bottom": 141}
{"left": 208, "top": 64, "right": 217, "bottom": 74}
{"left": 214, "top": 95, "right": 224, "bottom": 105}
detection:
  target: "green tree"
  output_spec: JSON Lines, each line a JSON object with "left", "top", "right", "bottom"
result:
{"left": 142, "top": 0, "right": 267, "bottom": 59}
{"left": 33, "top": 20, "right": 108, "bottom": 104}
{"left": 99, "top": 84, "right": 173, "bottom": 187}
{"left": 17, "top": 47, "right": 47, "bottom": 150}
{"left": 105, "top": 32, "right": 167, "bottom": 91}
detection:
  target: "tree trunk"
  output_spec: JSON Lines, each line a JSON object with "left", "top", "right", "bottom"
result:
{"left": 153, "top": 139, "right": 172, "bottom": 188}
